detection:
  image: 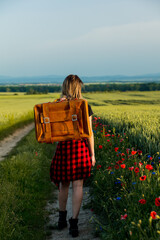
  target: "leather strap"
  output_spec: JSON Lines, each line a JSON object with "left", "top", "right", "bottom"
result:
{"left": 42, "top": 103, "right": 52, "bottom": 143}
{"left": 69, "top": 99, "right": 81, "bottom": 140}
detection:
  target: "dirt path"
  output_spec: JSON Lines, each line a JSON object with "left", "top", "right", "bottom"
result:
{"left": 45, "top": 186, "right": 100, "bottom": 240}
{"left": 0, "top": 123, "right": 34, "bottom": 161}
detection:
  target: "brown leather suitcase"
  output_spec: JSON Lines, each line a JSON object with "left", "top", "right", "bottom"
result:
{"left": 34, "top": 99, "right": 92, "bottom": 143}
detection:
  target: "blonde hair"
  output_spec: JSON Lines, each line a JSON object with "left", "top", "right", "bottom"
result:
{"left": 61, "top": 74, "right": 84, "bottom": 99}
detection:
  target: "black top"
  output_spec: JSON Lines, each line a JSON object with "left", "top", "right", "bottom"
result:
{"left": 88, "top": 104, "right": 93, "bottom": 117}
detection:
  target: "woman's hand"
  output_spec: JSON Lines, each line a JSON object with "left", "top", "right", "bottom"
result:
{"left": 91, "top": 155, "right": 96, "bottom": 167}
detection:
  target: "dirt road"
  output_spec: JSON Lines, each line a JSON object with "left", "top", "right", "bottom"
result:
{"left": 0, "top": 123, "right": 34, "bottom": 161}
{"left": 46, "top": 185, "right": 100, "bottom": 240}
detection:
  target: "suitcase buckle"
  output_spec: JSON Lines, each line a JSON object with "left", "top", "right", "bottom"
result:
{"left": 44, "top": 117, "right": 50, "bottom": 123}
{"left": 72, "top": 114, "right": 77, "bottom": 121}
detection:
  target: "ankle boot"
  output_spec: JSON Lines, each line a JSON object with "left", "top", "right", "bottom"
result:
{"left": 58, "top": 210, "right": 67, "bottom": 230}
{"left": 69, "top": 217, "right": 79, "bottom": 237}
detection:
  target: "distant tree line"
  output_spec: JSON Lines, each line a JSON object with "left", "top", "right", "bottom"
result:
{"left": 0, "top": 82, "right": 160, "bottom": 93}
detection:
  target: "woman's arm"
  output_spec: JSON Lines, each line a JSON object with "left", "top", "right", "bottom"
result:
{"left": 87, "top": 116, "right": 96, "bottom": 166}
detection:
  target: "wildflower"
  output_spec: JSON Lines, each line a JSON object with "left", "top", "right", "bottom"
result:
{"left": 110, "top": 172, "right": 114, "bottom": 174}
{"left": 35, "top": 151, "right": 38, "bottom": 156}
{"left": 112, "top": 134, "right": 115, "bottom": 137}
{"left": 140, "top": 175, "right": 146, "bottom": 181}
{"left": 152, "top": 172, "right": 156, "bottom": 175}
{"left": 146, "top": 164, "right": 153, "bottom": 171}
{"left": 94, "top": 117, "right": 97, "bottom": 120}
{"left": 148, "top": 155, "right": 151, "bottom": 158}
{"left": 139, "top": 199, "right": 146, "bottom": 204}
{"left": 99, "top": 145, "right": 103, "bottom": 149}
{"left": 107, "top": 139, "right": 110, "bottom": 142}
{"left": 116, "top": 197, "right": 121, "bottom": 200}
{"left": 115, "top": 165, "right": 119, "bottom": 169}
{"left": 139, "top": 162, "right": 143, "bottom": 167}
{"left": 97, "top": 165, "right": 102, "bottom": 170}
{"left": 158, "top": 157, "right": 160, "bottom": 160}
{"left": 120, "top": 214, "right": 127, "bottom": 220}
{"left": 131, "top": 151, "right": 137, "bottom": 155}
{"left": 121, "top": 164, "right": 126, "bottom": 169}
{"left": 155, "top": 197, "right": 160, "bottom": 206}
{"left": 134, "top": 167, "right": 139, "bottom": 173}
{"left": 149, "top": 157, "right": 153, "bottom": 161}
{"left": 134, "top": 162, "right": 137, "bottom": 165}
{"left": 132, "top": 182, "right": 137, "bottom": 185}
{"left": 105, "top": 134, "right": 111, "bottom": 137}
{"left": 99, "top": 226, "right": 102, "bottom": 231}
{"left": 117, "top": 160, "right": 123, "bottom": 164}
{"left": 114, "top": 147, "right": 119, "bottom": 152}
{"left": 121, "top": 153, "right": 125, "bottom": 156}
{"left": 115, "top": 180, "right": 121, "bottom": 184}
{"left": 129, "top": 166, "right": 134, "bottom": 171}
{"left": 150, "top": 211, "right": 157, "bottom": 219}
{"left": 107, "top": 166, "right": 112, "bottom": 170}
{"left": 121, "top": 158, "right": 125, "bottom": 161}
{"left": 137, "top": 150, "right": 142, "bottom": 155}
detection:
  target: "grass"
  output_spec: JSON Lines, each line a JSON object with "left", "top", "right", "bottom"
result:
{"left": 0, "top": 129, "right": 57, "bottom": 240}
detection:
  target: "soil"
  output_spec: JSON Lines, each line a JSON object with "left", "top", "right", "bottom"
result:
{"left": 0, "top": 123, "right": 34, "bottom": 161}
{"left": 45, "top": 185, "right": 100, "bottom": 240}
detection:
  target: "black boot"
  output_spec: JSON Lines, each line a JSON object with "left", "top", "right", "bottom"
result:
{"left": 69, "top": 217, "right": 79, "bottom": 237}
{"left": 58, "top": 210, "right": 67, "bottom": 230}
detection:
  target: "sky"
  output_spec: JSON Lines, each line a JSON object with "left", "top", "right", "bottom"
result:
{"left": 0, "top": 0, "right": 160, "bottom": 77}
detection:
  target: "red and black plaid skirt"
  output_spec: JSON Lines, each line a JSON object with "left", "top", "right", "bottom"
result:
{"left": 50, "top": 138, "right": 92, "bottom": 188}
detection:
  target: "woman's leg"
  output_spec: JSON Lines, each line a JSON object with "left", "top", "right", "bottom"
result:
{"left": 58, "top": 181, "right": 70, "bottom": 211}
{"left": 72, "top": 179, "right": 84, "bottom": 219}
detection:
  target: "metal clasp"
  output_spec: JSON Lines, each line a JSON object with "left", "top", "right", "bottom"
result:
{"left": 72, "top": 114, "right": 77, "bottom": 121}
{"left": 44, "top": 117, "right": 50, "bottom": 123}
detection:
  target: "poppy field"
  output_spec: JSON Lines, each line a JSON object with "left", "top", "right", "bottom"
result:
{"left": 89, "top": 116, "right": 160, "bottom": 239}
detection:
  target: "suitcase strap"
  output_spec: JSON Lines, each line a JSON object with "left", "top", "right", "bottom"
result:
{"left": 42, "top": 103, "right": 52, "bottom": 143}
{"left": 69, "top": 100, "right": 81, "bottom": 140}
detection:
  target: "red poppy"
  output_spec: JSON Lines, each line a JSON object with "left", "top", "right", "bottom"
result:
{"left": 117, "top": 160, "right": 123, "bottom": 164}
{"left": 139, "top": 162, "right": 143, "bottom": 166}
{"left": 145, "top": 164, "right": 153, "bottom": 171}
{"left": 94, "top": 117, "right": 97, "bottom": 120}
{"left": 115, "top": 147, "right": 119, "bottom": 152}
{"left": 131, "top": 151, "right": 137, "bottom": 155}
{"left": 155, "top": 197, "right": 160, "bottom": 206}
{"left": 120, "top": 214, "right": 127, "bottom": 220}
{"left": 107, "top": 139, "right": 110, "bottom": 142}
{"left": 150, "top": 211, "right": 157, "bottom": 219}
{"left": 107, "top": 166, "right": 112, "bottom": 170}
{"left": 134, "top": 167, "right": 139, "bottom": 173}
{"left": 121, "top": 153, "right": 125, "bottom": 156}
{"left": 140, "top": 175, "right": 146, "bottom": 181}
{"left": 149, "top": 157, "right": 153, "bottom": 161}
{"left": 129, "top": 166, "right": 134, "bottom": 171}
{"left": 139, "top": 199, "right": 146, "bottom": 204}
{"left": 99, "top": 145, "right": 103, "bottom": 149}
{"left": 115, "top": 165, "right": 119, "bottom": 169}
{"left": 121, "top": 164, "right": 126, "bottom": 169}
{"left": 138, "top": 150, "right": 142, "bottom": 155}
{"left": 134, "top": 162, "right": 137, "bottom": 165}
{"left": 121, "top": 158, "right": 125, "bottom": 161}
{"left": 97, "top": 165, "right": 102, "bottom": 170}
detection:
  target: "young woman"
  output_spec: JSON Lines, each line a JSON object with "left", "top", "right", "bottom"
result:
{"left": 50, "top": 74, "right": 95, "bottom": 237}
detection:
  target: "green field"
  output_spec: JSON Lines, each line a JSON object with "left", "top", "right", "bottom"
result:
{"left": 1, "top": 91, "right": 160, "bottom": 153}
{"left": 0, "top": 93, "right": 60, "bottom": 140}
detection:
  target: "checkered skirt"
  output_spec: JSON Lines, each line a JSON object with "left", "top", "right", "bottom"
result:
{"left": 50, "top": 138, "right": 92, "bottom": 187}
